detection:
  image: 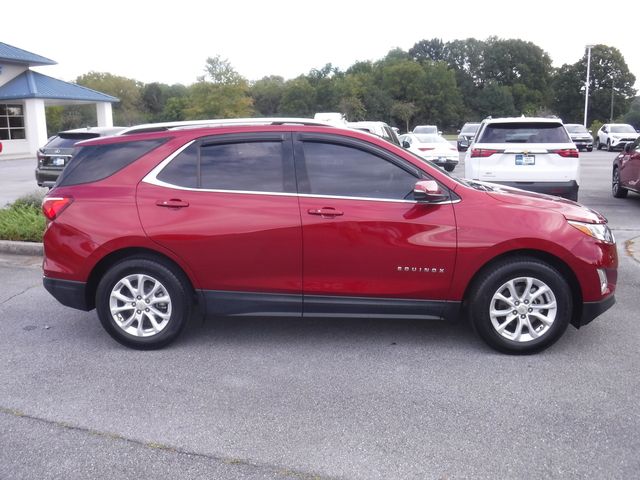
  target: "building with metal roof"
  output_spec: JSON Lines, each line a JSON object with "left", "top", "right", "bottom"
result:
{"left": 0, "top": 42, "right": 118, "bottom": 161}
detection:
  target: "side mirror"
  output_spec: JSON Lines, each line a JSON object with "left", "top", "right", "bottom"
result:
{"left": 457, "top": 129, "right": 461, "bottom": 134}
{"left": 438, "top": 130, "right": 443, "bottom": 135}
{"left": 588, "top": 130, "right": 592, "bottom": 134}
{"left": 624, "top": 143, "right": 632, "bottom": 153}
{"left": 402, "top": 140, "right": 411, "bottom": 148}
{"left": 413, "top": 180, "right": 448, "bottom": 202}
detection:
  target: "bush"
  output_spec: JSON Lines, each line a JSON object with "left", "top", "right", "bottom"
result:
{"left": 0, "top": 193, "right": 46, "bottom": 242}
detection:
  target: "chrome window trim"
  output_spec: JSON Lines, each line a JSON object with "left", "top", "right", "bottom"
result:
{"left": 142, "top": 139, "right": 460, "bottom": 205}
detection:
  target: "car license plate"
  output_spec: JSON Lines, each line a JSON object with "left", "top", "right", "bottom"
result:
{"left": 52, "top": 157, "right": 65, "bottom": 166}
{"left": 515, "top": 154, "right": 535, "bottom": 165}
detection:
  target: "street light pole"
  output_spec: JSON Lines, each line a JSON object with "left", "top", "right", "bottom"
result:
{"left": 583, "top": 45, "right": 594, "bottom": 128}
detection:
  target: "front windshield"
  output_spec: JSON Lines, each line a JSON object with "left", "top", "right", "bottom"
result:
{"left": 565, "top": 124, "right": 588, "bottom": 134}
{"left": 610, "top": 125, "right": 636, "bottom": 133}
{"left": 460, "top": 123, "right": 479, "bottom": 134}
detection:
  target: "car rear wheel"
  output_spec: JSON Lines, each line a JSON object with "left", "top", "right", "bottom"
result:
{"left": 612, "top": 167, "right": 628, "bottom": 198}
{"left": 467, "top": 257, "right": 571, "bottom": 354}
{"left": 96, "top": 257, "right": 192, "bottom": 349}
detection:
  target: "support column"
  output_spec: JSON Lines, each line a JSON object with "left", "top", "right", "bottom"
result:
{"left": 24, "top": 98, "right": 47, "bottom": 157}
{"left": 96, "top": 102, "right": 113, "bottom": 127}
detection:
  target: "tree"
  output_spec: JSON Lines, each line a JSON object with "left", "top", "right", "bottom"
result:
{"left": 390, "top": 101, "right": 417, "bottom": 132}
{"left": 183, "top": 57, "right": 253, "bottom": 119}
{"left": 553, "top": 45, "right": 637, "bottom": 125}
{"left": 251, "top": 76, "right": 285, "bottom": 116}
{"left": 409, "top": 38, "right": 446, "bottom": 63}
{"left": 279, "top": 77, "right": 316, "bottom": 117}
{"left": 76, "top": 72, "right": 146, "bottom": 126}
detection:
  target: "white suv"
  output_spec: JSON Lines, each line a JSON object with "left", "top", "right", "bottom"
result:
{"left": 595, "top": 123, "right": 639, "bottom": 152}
{"left": 464, "top": 117, "right": 580, "bottom": 201}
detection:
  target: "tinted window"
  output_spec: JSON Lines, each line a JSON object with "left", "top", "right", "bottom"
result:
{"left": 200, "top": 141, "right": 285, "bottom": 192}
{"left": 157, "top": 143, "right": 198, "bottom": 188}
{"left": 301, "top": 142, "right": 417, "bottom": 200}
{"left": 478, "top": 123, "right": 570, "bottom": 143}
{"left": 57, "top": 139, "right": 167, "bottom": 187}
{"left": 414, "top": 134, "right": 448, "bottom": 144}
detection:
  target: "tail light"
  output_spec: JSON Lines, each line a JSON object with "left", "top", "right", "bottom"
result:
{"left": 42, "top": 196, "right": 73, "bottom": 221}
{"left": 0, "top": 142, "right": 3, "bottom": 153}
{"left": 470, "top": 148, "right": 504, "bottom": 158}
{"left": 550, "top": 148, "right": 579, "bottom": 158}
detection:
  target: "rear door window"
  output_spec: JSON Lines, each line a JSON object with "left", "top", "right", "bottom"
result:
{"left": 156, "top": 133, "right": 295, "bottom": 193}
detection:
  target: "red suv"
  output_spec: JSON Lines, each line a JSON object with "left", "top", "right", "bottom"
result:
{"left": 42, "top": 119, "right": 618, "bottom": 354}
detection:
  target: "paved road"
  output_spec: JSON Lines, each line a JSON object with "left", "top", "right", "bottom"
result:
{"left": 1, "top": 150, "right": 639, "bottom": 479}
{"left": 0, "top": 157, "right": 47, "bottom": 207}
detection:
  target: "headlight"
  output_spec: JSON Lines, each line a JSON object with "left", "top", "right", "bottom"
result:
{"left": 568, "top": 221, "right": 615, "bottom": 244}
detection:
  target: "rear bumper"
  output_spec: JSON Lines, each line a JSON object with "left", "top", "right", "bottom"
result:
{"left": 573, "top": 294, "right": 616, "bottom": 328}
{"left": 43, "top": 276, "right": 92, "bottom": 311}
{"left": 35, "top": 167, "right": 62, "bottom": 186}
{"left": 492, "top": 180, "right": 579, "bottom": 200}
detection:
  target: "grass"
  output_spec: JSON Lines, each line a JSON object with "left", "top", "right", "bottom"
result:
{"left": 0, "top": 191, "right": 47, "bottom": 242}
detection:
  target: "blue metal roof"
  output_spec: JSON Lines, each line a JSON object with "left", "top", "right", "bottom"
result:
{"left": 0, "top": 42, "right": 56, "bottom": 66}
{"left": 0, "top": 71, "right": 119, "bottom": 103}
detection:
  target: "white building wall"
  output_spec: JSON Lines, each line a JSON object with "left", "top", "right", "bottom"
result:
{"left": 0, "top": 63, "right": 28, "bottom": 86}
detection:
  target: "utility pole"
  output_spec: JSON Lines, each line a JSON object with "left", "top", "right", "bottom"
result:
{"left": 583, "top": 45, "right": 594, "bottom": 128}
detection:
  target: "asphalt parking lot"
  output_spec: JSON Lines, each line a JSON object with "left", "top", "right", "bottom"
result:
{"left": 1, "top": 149, "right": 639, "bottom": 479}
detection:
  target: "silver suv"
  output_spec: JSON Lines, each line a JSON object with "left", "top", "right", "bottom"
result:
{"left": 464, "top": 117, "right": 580, "bottom": 201}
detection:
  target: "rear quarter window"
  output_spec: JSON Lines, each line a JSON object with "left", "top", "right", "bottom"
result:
{"left": 478, "top": 123, "right": 570, "bottom": 143}
{"left": 56, "top": 138, "right": 168, "bottom": 187}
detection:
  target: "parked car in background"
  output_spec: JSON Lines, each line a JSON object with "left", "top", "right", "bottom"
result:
{"left": 564, "top": 123, "right": 593, "bottom": 152}
{"left": 612, "top": 137, "right": 640, "bottom": 198}
{"left": 595, "top": 123, "right": 639, "bottom": 152}
{"left": 347, "top": 121, "right": 401, "bottom": 146}
{"left": 400, "top": 133, "right": 458, "bottom": 171}
{"left": 464, "top": 117, "right": 580, "bottom": 201}
{"left": 35, "top": 127, "right": 125, "bottom": 186}
{"left": 457, "top": 122, "right": 480, "bottom": 151}
{"left": 413, "top": 125, "right": 440, "bottom": 135}
{"left": 41, "top": 118, "right": 617, "bottom": 354}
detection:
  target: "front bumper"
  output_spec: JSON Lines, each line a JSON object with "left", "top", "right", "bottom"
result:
{"left": 573, "top": 294, "right": 616, "bottom": 328}
{"left": 43, "top": 276, "right": 92, "bottom": 311}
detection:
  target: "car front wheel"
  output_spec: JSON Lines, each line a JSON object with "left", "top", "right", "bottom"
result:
{"left": 596, "top": 139, "right": 601, "bottom": 150}
{"left": 612, "top": 167, "right": 628, "bottom": 198}
{"left": 467, "top": 258, "right": 571, "bottom": 354}
{"left": 607, "top": 139, "right": 613, "bottom": 152}
{"left": 96, "top": 257, "right": 192, "bottom": 349}
{"left": 444, "top": 164, "right": 456, "bottom": 172}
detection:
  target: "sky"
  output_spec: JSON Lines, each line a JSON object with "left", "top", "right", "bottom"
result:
{"left": 4, "top": 0, "right": 639, "bottom": 89}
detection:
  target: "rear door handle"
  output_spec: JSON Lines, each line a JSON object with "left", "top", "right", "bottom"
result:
{"left": 156, "top": 199, "right": 189, "bottom": 208}
{"left": 307, "top": 207, "right": 344, "bottom": 217}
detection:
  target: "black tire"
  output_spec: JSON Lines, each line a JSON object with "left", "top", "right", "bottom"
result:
{"left": 596, "top": 139, "right": 601, "bottom": 150}
{"left": 96, "top": 257, "right": 192, "bottom": 349}
{"left": 444, "top": 164, "right": 456, "bottom": 172}
{"left": 467, "top": 257, "right": 571, "bottom": 354}
{"left": 607, "top": 140, "right": 613, "bottom": 152}
{"left": 587, "top": 146, "right": 593, "bottom": 152}
{"left": 612, "top": 167, "right": 628, "bottom": 198}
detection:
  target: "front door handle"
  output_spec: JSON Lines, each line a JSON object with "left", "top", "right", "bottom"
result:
{"left": 156, "top": 199, "right": 189, "bottom": 208}
{"left": 307, "top": 207, "right": 344, "bottom": 217}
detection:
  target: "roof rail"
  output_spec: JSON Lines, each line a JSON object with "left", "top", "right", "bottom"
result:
{"left": 120, "top": 117, "right": 335, "bottom": 135}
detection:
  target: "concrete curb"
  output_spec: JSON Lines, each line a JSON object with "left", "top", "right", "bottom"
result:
{"left": 0, "top": 240, "right": 43, "bottom": 256}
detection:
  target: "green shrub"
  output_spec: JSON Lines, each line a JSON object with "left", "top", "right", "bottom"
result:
{"left": 0, "top": 193, "right": 47, "bottom": 242}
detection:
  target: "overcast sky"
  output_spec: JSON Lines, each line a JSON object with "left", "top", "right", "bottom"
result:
{"left": 5, "top": 0, "right": 638, "bottom": 90}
